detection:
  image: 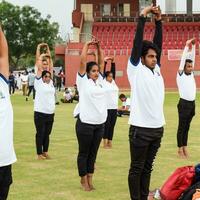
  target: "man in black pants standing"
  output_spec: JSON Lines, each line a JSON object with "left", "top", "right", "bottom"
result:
{"left": 26, "top": 69, "right": 35, "bottom": 101}
{"left": 8, "top": 71, "right": 15, "bottom": 95}
{"left": 127, "top": 5, "right": 164, "bottom": 200}
{"left": 0, "top": 25, "right": 17, "bottom": 200}
{"left": 176, "top": 38, "right": 196, "bottom": 159}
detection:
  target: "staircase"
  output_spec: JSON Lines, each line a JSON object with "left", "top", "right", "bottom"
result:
{"left": 80, "top": 21, "right": 93, "bottom": 42}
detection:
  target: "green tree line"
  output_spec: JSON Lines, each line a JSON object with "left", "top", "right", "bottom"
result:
{"left": 0, "top": 0, "right": 60, "bottom": 69}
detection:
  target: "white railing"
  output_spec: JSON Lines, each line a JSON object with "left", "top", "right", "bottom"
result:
{"left": 65, "top": 48, "right": 130, "bottom": 56}
{"left": 66, "top": 33, "right": 94, "bottom": 43}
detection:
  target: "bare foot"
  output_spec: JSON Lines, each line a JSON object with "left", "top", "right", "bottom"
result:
{"left": 107, "top": 140, "right": 112, "bottom": 149}
{"left": 103, "top": 139, "right": 108, "bottom": 148}
{"left": 37, "top": 154, "right": 46, "bottom": 160}
{"left": 87, "top": 174, "right": 95, "bottom": 190}
{"left": 42, "top": 152, "right": 51, "bottom": 159}
{"left": 178, "top": 147, "right": 185, "bottom": 159}
{"left": 183, "top": 146, "right": 189, "bottom": 159}
{"left": 80, "top": 176, "right": 91, "bottom": 191}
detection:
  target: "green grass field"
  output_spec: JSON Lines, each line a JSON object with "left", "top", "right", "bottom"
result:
{"left": 8, "top": 92, "right": 200, "bottom": 200}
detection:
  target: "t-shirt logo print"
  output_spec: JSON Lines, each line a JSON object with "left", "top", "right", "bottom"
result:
{"left": 0, "top": 90, "right": 5, "bottom": 99}
{"left": 154, "top": 70, "right": 160, "bottom": 76}
{"left": 157, "top": 72, "right": 160, "bottom": 76}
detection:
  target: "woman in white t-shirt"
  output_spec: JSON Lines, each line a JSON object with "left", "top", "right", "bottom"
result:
{"left": 34, "top": 43, "right": 55, "bottom": 160}
{"left": 102, "top": 57, "right": 119, "bottom": 148}
{"left": 75, "top": 40, "right": 107, "bottom": 191}
{"left": 0, "top": 25, "right": 17, "bottom": 200}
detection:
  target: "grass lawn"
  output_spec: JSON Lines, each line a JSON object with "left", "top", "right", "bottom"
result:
{"left": 8, "top": 92, "right": 200, "bottom": 200}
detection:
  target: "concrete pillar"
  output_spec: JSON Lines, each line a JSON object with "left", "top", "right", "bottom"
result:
{"left": 187, "top": 0, "right": 193, "bottom": 15}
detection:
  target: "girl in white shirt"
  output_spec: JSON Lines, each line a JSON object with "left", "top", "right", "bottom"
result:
{"left": 102, "top": 57, "right": 119, "bottom": 148}
{"left": 34, "top": 43, "right": 55, "bottom": 160}
{"left": 75, "top": 40, "right": 107, "bottom": 191}
{"left": 0, "top": 25, "right": 17, "bottom": 200}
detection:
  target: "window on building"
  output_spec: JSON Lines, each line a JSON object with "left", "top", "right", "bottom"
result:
{"left": 100, "top": 4, "right": 111, "bottom": 16}
{"left": 165, "top": 0, "right": 176, "bottom": 14}
{"left": 118, "top": 3, "right": 124, "bottom": 16}
{"left": 193, "top": 0, "right": 200, "bottom": 14}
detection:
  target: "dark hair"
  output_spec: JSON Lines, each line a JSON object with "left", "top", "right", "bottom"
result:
{"left": 185, "top": 59, "right": 193, "bottom": 64}
{"left": 41, "top": 70, "right": 51, "bottom": 78}
{"left": 119, "top": 93, "right": 126, "bottom": 99}
{"left": 31, "top": 69, "right": 35, "bottom": 73}
{"left": 86, "top": 61, "right": 99, "bottom": 73}
{"left": 104, "top": 71, "right": 113, "bottom": 78}
{"left": 141, "top": 40, "right": 159, "bottom": 58}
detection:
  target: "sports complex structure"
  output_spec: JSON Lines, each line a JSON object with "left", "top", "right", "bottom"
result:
{"left": 55, "top": 0, "right": 200, "bottom": 89}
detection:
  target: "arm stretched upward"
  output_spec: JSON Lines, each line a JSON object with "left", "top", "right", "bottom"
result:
{"left": 0, "top": 26, "right": 9, "bottom": 79}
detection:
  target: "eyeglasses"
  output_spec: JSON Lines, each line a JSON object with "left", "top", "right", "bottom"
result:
{"left": 44, "top": 75, "right": 51, "bottom": 78}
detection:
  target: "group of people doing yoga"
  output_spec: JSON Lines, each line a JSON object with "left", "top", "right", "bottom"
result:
{"left": 0, "top": 4, "right": 198, "bottom": 200}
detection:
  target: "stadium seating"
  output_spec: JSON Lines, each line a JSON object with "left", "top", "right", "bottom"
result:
{"left": 92, "top": 22, "right": 200, "bottom": 55}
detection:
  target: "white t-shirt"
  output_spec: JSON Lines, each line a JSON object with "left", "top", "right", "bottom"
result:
{"left": 21, "top": 74, "right": 28, "bottom": 84}
{"left": 177, "top": 72, "right": 196, "bottom": 102}
{"left": 122, "top": 97, "right": 131, "bottom": 111}
{"left": 34, "top": 78, "right": 55, "bottom": 114}
{"left": 127, "top": 59, "right": 165, "bottom": 128}
{"left": 75, "top": 73, "right": 107, "bottom": 124}
{"left": 0, "top": 74, "right": 17, "bottom": 167}
{"left": 103, "top": 79, "right": 119, "bottom": 109}
{"left": 63, "top": 92, "right": 72, "bottom": 101}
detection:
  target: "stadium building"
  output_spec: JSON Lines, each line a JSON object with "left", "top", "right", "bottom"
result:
{"left": 55, "top": 0, "right": 200, "bottom": 89}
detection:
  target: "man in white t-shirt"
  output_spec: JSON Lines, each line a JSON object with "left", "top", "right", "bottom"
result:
{"left": 0, "top": 25, "right": 17, "bottom": 200}
{"left": 176, "top": 38, "right": 196, "bottom": 158}
{"left": 127, "top": 5, "right": 164, "bottom": 200}
{"left": 117, "top": 93, "right": 130, "bottom": 117}
{"left": 21, "top": 71, "right": 28, "bottom": 96}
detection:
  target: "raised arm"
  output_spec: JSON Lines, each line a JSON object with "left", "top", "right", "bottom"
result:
{"left": 46, "top": 45, "right": 54, "bottom": 77}
{"left": 104, "top": 56, "right": 116, "bottom": 79}
{"left": 179, "top": 38, "right": 195, "bottom": 73}
{"left": 96, "top": 41, "right": 104, "bottom": 74}
{"left": 35, "top": 53, "right": 49, "bottom": 78}
{"left": 130, "top": 6, "right": 153, "bottom": 65}
{"left": 79, "top": 41, "right": 93, "bottom": 75}
{"left": 103, "top": 56, "right": 111, "bottom": 76}
{"left": 35, "top": 43, "right": 42, "bottom": 67}
{"left": 109, "top": 57, "right": 116, "bottom": 79}
{"left": 87, "top": 50, "right": 98, "bottom": 63}
{"left": 191, "top": 40, "right": 196, "bottom": 68}
{"left": 153, "top": 6, "right": 162, "bottom": 65}
{"left": 111, "top": 61, "right": 116, "bottom": 80}
{"left": 35, "top": 43, "right": 48, "bottom": 67}
{"left": 103, "top": 61, "right": 107, "bottom": 76}
{"left": 0, "top": 25, "right": 9, "bottom": 79}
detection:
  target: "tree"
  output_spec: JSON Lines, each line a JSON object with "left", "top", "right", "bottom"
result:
{"left": 54, "top": 58, "right": 64, "bottom": 67}
{"left": 0, "top": 1, "right": 59, "bottom": 68}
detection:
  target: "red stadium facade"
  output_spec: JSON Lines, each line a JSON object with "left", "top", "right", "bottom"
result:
{"left": 55, "top": 0, "right": 200, "bottom": 89}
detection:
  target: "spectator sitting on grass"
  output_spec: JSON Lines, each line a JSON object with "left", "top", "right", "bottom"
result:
{"left": 117, "top": 93, "right": 130, "bottom": 117}
{"left": 73, "top": 84, "right": 79, "bottom": 101}
{"left": 61, "top": 87, "right": 73, "bottom": 103}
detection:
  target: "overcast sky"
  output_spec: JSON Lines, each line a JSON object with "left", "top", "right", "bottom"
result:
{"left": 5, "top": 0, "right": 74, "bottom": 39}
